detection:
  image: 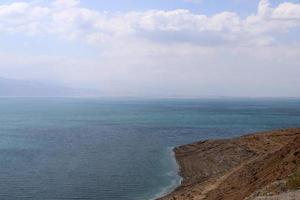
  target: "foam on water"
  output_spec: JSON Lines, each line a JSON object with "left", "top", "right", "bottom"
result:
{"left": 150, "top": 147, "right": 182, "bottom": 200}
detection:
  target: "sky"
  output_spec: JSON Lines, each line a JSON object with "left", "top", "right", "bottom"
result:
{"left": 0, "top": 0, "right": 300, "bottom": 97}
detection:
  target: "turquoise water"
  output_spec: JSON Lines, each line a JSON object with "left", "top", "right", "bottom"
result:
{"left": 0, "top": 98, "right": 300, "bottom": 200}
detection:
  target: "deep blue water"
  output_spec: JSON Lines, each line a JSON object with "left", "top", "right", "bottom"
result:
{"left": 0, "top": 98, "right": 300, "bottom": 200}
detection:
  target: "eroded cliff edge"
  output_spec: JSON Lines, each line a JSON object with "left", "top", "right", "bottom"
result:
{"left": 158, "top": 128, "right": 300, "bottom": 200}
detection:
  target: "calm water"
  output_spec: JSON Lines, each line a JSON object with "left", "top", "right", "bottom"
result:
{"left": 0, "top": 98, "right": 300, "bottom": 200}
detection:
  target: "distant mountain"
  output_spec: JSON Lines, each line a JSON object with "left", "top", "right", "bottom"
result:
{"left": 0, "top": 77, "right": 99, "bottom": 97}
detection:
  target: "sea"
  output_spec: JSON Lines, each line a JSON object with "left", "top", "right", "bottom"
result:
{"left": 0, "top": 97, "right": 299, "bottom": 200}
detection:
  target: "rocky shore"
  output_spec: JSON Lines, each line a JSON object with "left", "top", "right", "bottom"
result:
{"left": 158, "top": 128, "right": 300, "bottom": 200}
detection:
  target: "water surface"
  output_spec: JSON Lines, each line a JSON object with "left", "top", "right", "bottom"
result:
{"left": 0, "top": 98, "right": 299, "bottom": 200}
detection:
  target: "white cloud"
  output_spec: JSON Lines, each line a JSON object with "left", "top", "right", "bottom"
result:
{"left": 183, "top": 0, "right": 203, "bottom": 4}
{"left": 53, "top": 0, "right": 80, "bottom": 8}
{"left": 0, "top": 0, "right": 300, "bottom": 97}
{"left": 272, "top": 2, "right": 300, "bottom": 19}
{"left": 0, "top": 0, "right": 299, "bottom": 46}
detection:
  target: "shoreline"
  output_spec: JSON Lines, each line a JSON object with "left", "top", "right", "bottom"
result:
{"left": 150, "top": 148, "right": 182, "bottom": 200}
{"left": 158, "top": 128, "right": 300, "bottom": 200}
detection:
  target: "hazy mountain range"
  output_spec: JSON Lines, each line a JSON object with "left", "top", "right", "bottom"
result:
{"left": 0, "top": 77, "right": 99, "bottom": 97}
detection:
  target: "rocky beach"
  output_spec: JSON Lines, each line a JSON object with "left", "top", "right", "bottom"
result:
{"left": 159, "top": 128, "right": 300, "bottom": 200}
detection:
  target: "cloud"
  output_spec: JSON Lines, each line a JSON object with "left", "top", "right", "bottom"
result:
{"left": 0, "top": 0, "right": 300, "bottom": 97}
{"left": 53, "top": 0, "right": 80, "bottom": 8}
{"left": 272, "top": 2, "right": 300, "bottom": 19}
{"left": 0, "top": 0, "right": 300, "bottom": 46}
{"left": 183, "top": 0, "right": 203, "bottom": 4}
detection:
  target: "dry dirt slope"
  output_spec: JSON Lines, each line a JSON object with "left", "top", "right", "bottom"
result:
{"left": 158, "top": 128, "right": 300, "bottom": 200}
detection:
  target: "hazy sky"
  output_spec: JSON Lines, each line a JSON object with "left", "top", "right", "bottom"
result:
{"left": 0, "top": 0, "right": 300, "bottom": 97}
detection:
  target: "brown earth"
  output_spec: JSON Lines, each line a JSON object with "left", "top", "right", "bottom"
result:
{"left": 158, "top": 128, "right": 300, "bottom": 200}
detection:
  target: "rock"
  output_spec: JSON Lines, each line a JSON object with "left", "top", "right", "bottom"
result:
{"left": 158, "top": 128, "right": 300, "bottom": 200}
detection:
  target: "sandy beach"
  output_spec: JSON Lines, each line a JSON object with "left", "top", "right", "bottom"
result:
{"left": 158, "top": 128, "right": 300, "bottom": 200}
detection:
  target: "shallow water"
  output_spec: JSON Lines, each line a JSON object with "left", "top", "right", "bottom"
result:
{"left": 0, "top": 98, "right": 299, "bottom": 200}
